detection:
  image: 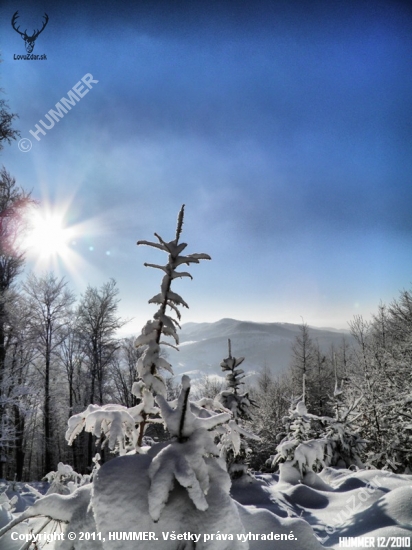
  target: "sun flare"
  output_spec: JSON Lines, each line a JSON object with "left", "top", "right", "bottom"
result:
{"left": 25, "top": 207, "right": 74, "bottom": 260}
{"left": 22, "top": 200, "right": 104, "bottom": 285}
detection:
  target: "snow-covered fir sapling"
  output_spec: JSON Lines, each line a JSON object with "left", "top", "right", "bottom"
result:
{"left": 269, "top": 377, "right": 366, "bottom": 476}
{"left": 322, "top": 377, "right": 366, "bottom": 468}
{"left": 134, "top": 204, "right": 211, "bottom": 447}
{"left": 217, "top": 339, "right": 259, "bottom": 478}
{"left": 268, "top": 399, "right": 328, "bottom": 475}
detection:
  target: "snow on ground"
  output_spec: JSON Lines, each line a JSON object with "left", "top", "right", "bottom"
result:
{"left": 1, "top": 464, "right": 412, "bottom": 549}
{"left": 231, "top": 465, "right": 412, "bottom": 549}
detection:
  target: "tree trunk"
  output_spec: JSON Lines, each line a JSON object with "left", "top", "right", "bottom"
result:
{"left": 13, "top": 403, "right": 25, "bottom": 481}
{"left": 0, "top": 306, "right": 6, "bottom": 479}
{"left": 44, "top": 349, "right": 52, "bottom": 474}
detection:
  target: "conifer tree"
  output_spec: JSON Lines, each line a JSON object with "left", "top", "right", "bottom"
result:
{"left": 269, "top": 399, "right": 318, "bottom": 471}
{"left": 149, "top": 375, "right": 231, "bottom": 521}
{"left": 133, "top": 204, "right": 211, "bottom": 447}
{"left": 322, "top": 379, "right": 366, "bottom": 468}
{"left": 217, "top": 339, "right": 252, "bottom": 418}
{"left": 216, "top": 339, "right": 259, "bottom": 477}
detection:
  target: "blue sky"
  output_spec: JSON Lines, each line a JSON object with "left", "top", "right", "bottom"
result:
{"left": 1, "top": 0, "right": 412, "bottom": 333}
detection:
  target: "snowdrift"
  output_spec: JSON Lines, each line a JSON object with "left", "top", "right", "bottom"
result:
{"left": 232, "top": 465, "right": 412, "bottom": 549}
{"left": 2, "top": 462, "right": 412, "bottom": 550}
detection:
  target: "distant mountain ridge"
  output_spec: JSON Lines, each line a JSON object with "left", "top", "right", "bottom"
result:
{"left": 166, "top": 318, "right": 352, "bottom": 383}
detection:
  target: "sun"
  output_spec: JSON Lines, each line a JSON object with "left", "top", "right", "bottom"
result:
{"left": 30, "top": 212, "right": 70, "bottom": 256}
{"left": 22, "top": 200, "right": 103, "bottom": 283}
{"left": 24, "top": 205, "right": 75, "bottom": 263}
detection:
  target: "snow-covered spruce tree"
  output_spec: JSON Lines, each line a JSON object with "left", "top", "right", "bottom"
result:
{"left": 268, "top": 379, "right": 366, "bottom": 476}
{"left": 133, "top": 204, "right": 211, "bottom": 448}
{"left": 268, "top": 399, "right": 322, "bottom": 472}
{"left": 321, "top": 376, "right": 366, "bottom": 469}
{"left": 147, "top": 375, "right": 231, "bottom": 520}
{"left": 216, "top": 339, "right": 259, "bottom": 478}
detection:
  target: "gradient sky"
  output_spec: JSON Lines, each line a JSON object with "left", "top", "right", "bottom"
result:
{"left": 1, "top": 0, "right": 411, "bottom": 334}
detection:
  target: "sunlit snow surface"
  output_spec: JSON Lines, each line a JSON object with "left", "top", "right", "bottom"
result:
{"left": 232, "top": 465, "right": 412, "bottom": 549}
{"left": 1, "top": 464, "right": 412, "bottom": 550}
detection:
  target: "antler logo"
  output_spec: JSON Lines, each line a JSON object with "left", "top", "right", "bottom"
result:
{"left": 11, "top": 11, "right": 49, "bottom": 54}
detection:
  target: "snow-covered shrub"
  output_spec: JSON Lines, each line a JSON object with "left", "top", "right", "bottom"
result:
{"left": 0, "top": 492, "right": 17, "bottom": 529}
{"left": 269, "top": 381, "right": 368, "bottom": 475}
{"left": 44, "top": 462, "right": 84, "bottom": 495}
{"left": 35, "top": 458, "right": 101, "bottom": 506}
{"left": 0, "top": 484, "right": 100, "bottom": 550}
{"left": 268, "top": 399, "right": 323, "bottom": 471}
{"left": 2, "top": 479, "right": 35, "bottom": 514}
{"left": 292, "top": 438, "right": 331, "bottom": 475}
{"left": 65, "top": 400, "right": 159, "bottom": 455}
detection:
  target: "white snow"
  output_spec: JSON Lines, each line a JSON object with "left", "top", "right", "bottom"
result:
{"left": 2, "top": 465, "right": 412, "bottom": 549}
{"left": 231, "top": 466, "right": 412, "bottom": 548}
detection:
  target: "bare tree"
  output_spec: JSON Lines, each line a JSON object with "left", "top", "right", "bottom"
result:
{"left": 76, "top": 279, "right": 124, "bottom": 464}
{"left": 0, "top": 67, "right": 35, "bottom": 477}
{"left": 388, "top": 290, "right": 412, "bottom": 344}
{"left": 0, "top": 171, "right": 34, "bottom": 477}
{"left": 248, "top": 366, "right": 292, "bottom": 470}
{"left": 3, "top": 292, "right": 37, "bottom": 480}
{"left": 0, "top": 61, "right": 20, "bottom": 149}
{"left": 23, "top": 273, "right": 75, "bottom": 475}
{"left": 77, "top": 279, "right": 124, "bottom": 406}
{"left": 309, "top": 341, "right": 334, "bottom": 416}
{"left": 109, "top": 337, "right": 142, "bottom": 407}
{"left": 192, "top": 374, "right": 224, "bottom": 401}
{"left": 58, "top": 311, "right": 85, "bottom": 418}
{"left": 290, "top": 321, "right": 315, "bottom": 405}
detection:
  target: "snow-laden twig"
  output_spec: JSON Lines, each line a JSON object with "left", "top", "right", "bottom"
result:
{"left": 18, "top": 518, "right": 52, "bottom": 550}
